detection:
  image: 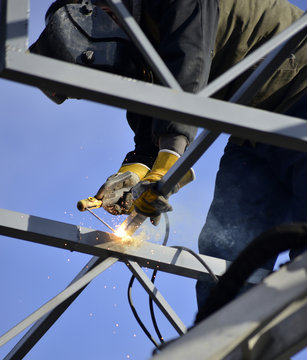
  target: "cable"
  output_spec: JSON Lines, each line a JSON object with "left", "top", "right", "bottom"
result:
{"left": 127, "top": 274, "right": 160, "bottom": 348}
{"left": 195, "top": 222, "right": 307, "bottom": 324}
{"left": 127, "top": 213, "right": 170, "bottom": 348}
{"left": 149, "top": 213, "right": 170, "bottom": 343}
{"left": 171, "top": 246, "right": 219, "bottom": 283}
{"left": 128, "top": 212, "right": 220, "bottom": 347}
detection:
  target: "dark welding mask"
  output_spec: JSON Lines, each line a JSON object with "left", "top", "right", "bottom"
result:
{"left": 30, "top": 0, "right": 148, "bottom": 104}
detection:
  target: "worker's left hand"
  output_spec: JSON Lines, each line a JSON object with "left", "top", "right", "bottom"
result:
{"left": 132, "top": 181, "right": 172, "bottom": 220}
{"left": 131, "top": 149, "right": 195, "bottom": 225}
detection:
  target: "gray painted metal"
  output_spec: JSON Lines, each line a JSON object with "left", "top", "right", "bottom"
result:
{"left": 126, "top": 260, "right": 187, "bottom": 335}
{"left": 2, "top": 52, "right": 307, "bottom": 151}
{"left": 0, "top": 0, "right": 306, "bottom": 152}
{"left": 0, "top": 1, "right": 306, "bottom": 358}
{"left": 3, "top": 256, "right": 104, "bottom": 360}
{"left": 2, "top": 0, "right": 29, "bottom": 53}
{"left": 0, "top": 256, "right": 119, "bottom": 347}
{"left": 151, "top": 252, "right": 307, "bottom": 360}
{"left": 199, "top": 12, "right": 307, "bottom": 98}
{"left": 158, "top": 130, "right": 219, "bottom": 197}
{"left": 230, "top": 21, "right": 307, "bottom": 106}
{"left": 246, "top": 297, "right": 307, "bottom": 360}
{"left": 160, "top": 16, "right": 307, "bottom": 196}
{"left": 0, "top": 208, "right": 269, "bottom": 283}
{"left": 106, "top": 0, "right": 181, "bottom": 90}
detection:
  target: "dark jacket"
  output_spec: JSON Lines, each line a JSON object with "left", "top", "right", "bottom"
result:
{"left": 124, "top": 0, "right": 306, "bottom": 167}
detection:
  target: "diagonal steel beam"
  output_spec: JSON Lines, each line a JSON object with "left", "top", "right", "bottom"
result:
{"left": 0, "top": 256, "right": 119, "bottom": 347}
{"left": 158, "top": 16, "right": 307, "bottom": 196}
{"left": 151, "top": 251, "right": 307, "bottom": 360}
{"left": 106, "top": 0, "right": 181, "bottom": 90}
{"left": 199, "top": 12, "right": 307, "bottom": 98}
{"left": 126, "top": 260, "right": 187, "bottom": 336}
{"left": 3, "top": 256, "right": 104, "bottom": 360}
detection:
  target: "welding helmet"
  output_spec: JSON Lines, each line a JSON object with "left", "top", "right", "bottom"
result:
{"left": 30, "top": 0, "right": 148, "bottom": 104}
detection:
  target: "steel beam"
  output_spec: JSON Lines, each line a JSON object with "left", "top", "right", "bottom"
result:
{"left": 0, "top": 256, "right": 119, "bottom": 347}
{"left": 199, "top": 12, "right": 307, "bottom": 98}
{"left": 151, "top": 251, "right": 307, "bottom": 360}
{"left": 158, "top": 16, "right": 307, "bottom": 198}
{"left": 2, "top": 50, "right": 307, "bottom": 151}
{"left": 106, "top": 0, "right": 181, "bottom": 90}
{"left": 126, "top": 260, "right": 187, "bottom": 336}
{"left": 246, "top": 297, "right": 307, "bottom": 360}
{"left": 3, "top": 256, "right": 104, "bottom": 360}
{"left": 0, "top": 208, "right": 268, "bottom": 283}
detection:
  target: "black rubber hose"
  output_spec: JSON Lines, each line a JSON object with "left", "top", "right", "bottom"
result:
{"left": 195, "top": 222, "right": 307, "bottom": 324}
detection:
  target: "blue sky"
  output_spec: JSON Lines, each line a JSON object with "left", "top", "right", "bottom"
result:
{"left": 0, "top": 1, "right": 306, "bottom": 359}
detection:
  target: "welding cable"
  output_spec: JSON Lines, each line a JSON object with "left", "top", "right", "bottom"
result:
{"left": 171, "top": 246, "right": 219, "bottom": 283}
{"left": 195, "top": 222, "right": 307, "bottom": 324}
{"left": 149, "top": 212, "right": 170, "bottom": 344}
{"left": 127, "top": 213, "right": 170, "bottom": 348}
{"left": 128, "top": 212, "right": 220, "bottom": 347}
{"left": 127, "top": 274, "right": 160, "bottom": 348}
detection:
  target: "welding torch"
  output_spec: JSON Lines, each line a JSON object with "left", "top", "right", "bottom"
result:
{"left": 77, "top": 131, "right": 207, "bottom": 236}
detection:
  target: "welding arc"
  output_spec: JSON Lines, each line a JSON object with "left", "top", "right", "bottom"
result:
{"left": 86, "top": 208, "right": 116, "bottom": 233}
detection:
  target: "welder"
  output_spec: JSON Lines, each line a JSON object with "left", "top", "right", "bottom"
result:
{"left": 34, "top": 0, "right": 307, "bottom": 310}
{"left": 94, "top": 0, "right": 307, "bottom": 309}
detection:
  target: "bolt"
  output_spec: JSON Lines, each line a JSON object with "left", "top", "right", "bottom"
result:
{"left": 80, "top": 5, "right": 92, "bottom": 15}
{"left": 81, "top": 50, "right": 95, "bottom": 64}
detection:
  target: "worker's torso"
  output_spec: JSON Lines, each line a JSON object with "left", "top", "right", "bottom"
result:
{"left": 142, "top": 0, "right": 306, "bottom": 113}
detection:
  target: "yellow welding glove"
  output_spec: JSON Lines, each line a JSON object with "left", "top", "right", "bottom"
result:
{"left": 93, "top": 163, "right": 150, "bottom": 215}
{"left": 132, "top": 150, "right": 195, "bottom": 221}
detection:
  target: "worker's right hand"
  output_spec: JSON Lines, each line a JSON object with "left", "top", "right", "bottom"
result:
{"left": 95, "top": 163, "right": 150, "bottom": 215}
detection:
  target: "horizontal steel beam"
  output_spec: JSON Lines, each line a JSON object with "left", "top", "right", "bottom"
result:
{"left": 2, "top": 50, "right": 307, "bottom": 152}
{"left": 151, "top": 251, "right": 307, "bottom": 360}
{"left": 0, "top": 208, "right": 268, "bottom": 283}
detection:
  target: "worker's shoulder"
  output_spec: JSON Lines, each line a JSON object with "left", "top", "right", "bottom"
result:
{"left": 218, "top": 0, "right": 303, "bottom": 30}
{"left": 216, "top": 0, "right": 304, "bottom": 54}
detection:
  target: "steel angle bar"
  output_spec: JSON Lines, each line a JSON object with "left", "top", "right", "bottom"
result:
{"left": 0, "top": 0, "right": 7, "bottom": 71}
{"left": 199, "top": 12, "right": 307, "bottom": 98}
{"left": 158, "top": 14, "right": 307, "bottom": 196}
{"left": 3, "top": 256, "right": 104, "bottom": 360}
{"left": 157, "top": 129, "right": 219, "bottom": 197}
{"left": 106, "top": 0, "right": 181, "bottom": 90}
{"left": 246, "top": 296, "right": 307, "bottom": 360}
{"left": 0, "top": 208, "right": 268, "bottom": 283}
{"left": 3, "top": 50, "right": 307, "bottom": 151}
{"left": 151, "top": 251, "right": 307, "bottom": 360}
{"left": 230, "top": 19, "right": 307, "bottom": 106}
{"left": 0, "top": 256, "right": 118, "bottom": 348}
{"left": 1, "top": 0, "right": 29, "bottom": 53}
{"left": 126, "top": 260, "right": 187, "bottom": 335}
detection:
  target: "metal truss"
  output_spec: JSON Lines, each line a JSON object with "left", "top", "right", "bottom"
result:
{"left": 0, "top": 208, "right": 266, "bottom": 356}
{"left": 0, "top": 0, "right": 307, "bottom": 359}
{"left": 152, "top": 251, "right": 307, "bottom": 360}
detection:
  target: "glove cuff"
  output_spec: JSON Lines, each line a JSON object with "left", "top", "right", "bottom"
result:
{"left": 142, "top": 149, "right": 180, "bottom": 182}
{"left": 118, "top": 163, "right": 150, "bottom": 180}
